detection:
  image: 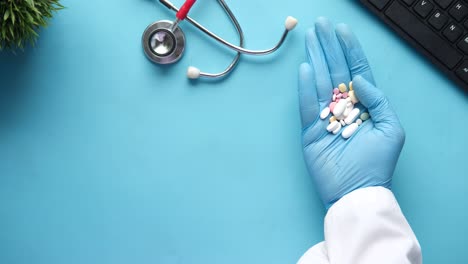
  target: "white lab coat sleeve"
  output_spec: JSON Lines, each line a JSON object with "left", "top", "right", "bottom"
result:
{"left": 297, "top": 187, "right": 422, "bottom": 264}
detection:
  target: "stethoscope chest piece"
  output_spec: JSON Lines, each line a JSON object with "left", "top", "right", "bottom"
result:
{"left": 142, "top": 20, "right": 185, "bottom": 64}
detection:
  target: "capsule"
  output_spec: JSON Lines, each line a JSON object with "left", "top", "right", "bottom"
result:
{"left": 342, "top": 123, "right": 359, "bottom": 139}
{"left": 345, "top": 108, "right": 360, "bottom": 124}
{"left": 333, "top": 100, "right": 347, "bottom": 117}
{"left": 348, "top": 90, "right": 359, "bottom": 104}
{"left": 320, "top": 107, "right": 330, "bottom": 120}
{"left": 327, "top": 121, "right": 340, "bottom": 132}
{"left": 332, "top": 123, "right": 342, "bottom": 134}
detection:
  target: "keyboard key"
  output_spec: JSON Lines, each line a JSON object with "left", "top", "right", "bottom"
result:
{"left": 455, "top": 61, "right": 468, "bottom": 83}
{"left": 385, "top": 1, "right": 462, "bottom": 68}
{"left": 449, "top": 2, "right": 468, "bottom": 21}
{"left": 464, "top": 18, "right": 468, "bottom": 28}
{"left": 434, "top": 0, "right": 454, "bottom": 9}
{"left": 414, "top": 0, "right": 434, "bottom": 17}
{"left": 402, "top": 0, "right": 416, "bottom": 5}
{"left": 369, "top": 0, "right": 391, "bottom": 10}
{"left": 443, "top": 23, "right": 463, "bottom": 42}
{"left": 457, "top": 35, "right": 468, "bottom": 53}
{"left": 429, "top": 10, "right": 449, "bottom": 29}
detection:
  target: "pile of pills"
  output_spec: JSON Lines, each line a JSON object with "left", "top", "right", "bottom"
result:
{"left": 319, "top": 82, "right": 370, "bottom": 139}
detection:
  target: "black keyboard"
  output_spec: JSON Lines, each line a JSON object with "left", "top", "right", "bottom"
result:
{"left": 360, "top": 0, "right": 468, "bottom": 93}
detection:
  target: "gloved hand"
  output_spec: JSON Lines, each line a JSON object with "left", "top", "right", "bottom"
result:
{"left": 299, "top": 17, "right": 406, "bottom": 209}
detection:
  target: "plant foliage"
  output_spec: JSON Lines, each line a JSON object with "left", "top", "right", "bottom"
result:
{"left": 0, "top": 0, "right": 63, "bottom": 50}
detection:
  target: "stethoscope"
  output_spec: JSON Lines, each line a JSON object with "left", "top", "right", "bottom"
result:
{"left": 142, "top": 0, "right": 298, "bottom": 80}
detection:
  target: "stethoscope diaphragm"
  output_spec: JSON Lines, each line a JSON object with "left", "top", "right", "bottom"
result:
{"left": 142, "top": 20, "right": 185, "bottom": 65}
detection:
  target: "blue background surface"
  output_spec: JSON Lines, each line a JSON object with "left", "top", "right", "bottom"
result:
{"left": 0, "top": 0, "right": 467, "bottom": 263}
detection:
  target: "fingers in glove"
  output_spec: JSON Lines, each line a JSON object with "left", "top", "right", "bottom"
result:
{"left": 299, "top": 63, "right": 320, "bottom": 129}
{"left": 335, "top": 23, "right": 376, "bottom": 86}
{"left": 306, "top": 27, "right": 333, "bottom": 107}
{"left": 315, "top": 17, "right": 352, "bottom": 89}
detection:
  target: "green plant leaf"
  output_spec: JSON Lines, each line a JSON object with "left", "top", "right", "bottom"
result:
{"left": 4, "top": 9, "right": 10, "bottom": 21}
{"left": 26, "top": 0, "right": 35, "bottom": 7}
{"left": 1, "top": 0, "right": 64, "bottom": 50}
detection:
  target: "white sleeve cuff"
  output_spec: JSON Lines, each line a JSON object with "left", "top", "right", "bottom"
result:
{"left": 298, "top": 187, "right": 422, "bottom": 264}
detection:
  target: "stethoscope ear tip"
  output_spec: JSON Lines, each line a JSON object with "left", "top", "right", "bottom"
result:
{"left": 187, "top": 66, "right": 201, "bottom": 79}
{"left": 285, "top": 16, "right": 298, "bottom": 31}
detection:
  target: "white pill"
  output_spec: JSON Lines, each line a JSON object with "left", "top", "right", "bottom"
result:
{"left": 332, "top": 123, "right": 342, "bottom": 134}
{"left": 343, "top": 105, "right": 353, "bottom": 117}
{"left": 342, "top": 123, "right": 359, "bottom": 139}
{"left": 320, "top": 107, "right": 330, "bottom": 119}
{"left": 356, "top": 119, "right": 363, "bottom": 126}
{"left": 332, "top": 94, "right": 336, "bottom": 101}
{"left": 348, "top": 90, "right": 359, "bottom": 104}
{"left": 327, "top": 121, "right": 340, "bottom": 132}
{"left": 345, "top": 108, "right": 360, "bottom": 124}
{"left": 332, "top": 100, "right": 347, "bottom": 117}
{"left": 340, "top": 120, "right": 345, "bottom": 126}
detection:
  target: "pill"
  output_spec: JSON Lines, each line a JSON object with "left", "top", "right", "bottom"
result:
{"left": 338, "top": 83, "right": 347, "bottom": 93}
{"left": 340, "top": 120, "right": 345, "bottom": 126}
{"left": 320, "top": 107, "right": 330, "bottom": 119}
{"left": 327, "top": 121, "right": 340, "bottom": 132}
{"left": 342, "top": 123, "right": 359, "bottom": 139}
{"left": 332, "top": 123, "right": 342, "bottom": 134}
{"left": 343, "top": 107, "right": 352, "bottom": 118}
{"left": 346, "top": 97, "right": 352, "bottom": 102}
{"left": 343, "top": 102, "right": 353, "bottom": 117}
{"left": 329, "top": 116, "right": 337, "bottom": 123}
{"left": 332, "top": 94, "right": 336, "bottom": 101}
{"left": 356, "top": 119, "right": 363, "bottom": 126}
{"left": 329, "top": 102, "right": 337, "bottom": 112}
{"left": 342, "top": 92, "right": 348, "bottom": 99}
{"left": 333, "top": 100, "right": 347, "bottom": 117}
{"left": 333, "top": 88, "right": 339, "bottom": 95}
{"left": 360, "top": 112, "right": 370, "bottom": 121}
{"left": 348, "top": 90, "right": 359, "bottom": 104}
{"left": 345, "top": 108, "right": 360, "bottom": 124}
{"left": 336, "top": 93, "right": 343, "bottom": 99}
{"left": 349, "top": 81, "right": 353, "bottom": 91}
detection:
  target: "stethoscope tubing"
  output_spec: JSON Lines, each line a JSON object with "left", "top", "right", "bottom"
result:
{"left": 158, "top": 0, "right": 290, "bottom": 56}
{"left": 198, "top": 0, "right": 244, "bottom": 78}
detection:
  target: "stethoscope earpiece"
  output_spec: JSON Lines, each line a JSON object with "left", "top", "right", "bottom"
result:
{"left": 142, "top": 0, "right": 298, "bottom": 80}
{"left": 187, "top": 66, "right": 201, "bottom": 79}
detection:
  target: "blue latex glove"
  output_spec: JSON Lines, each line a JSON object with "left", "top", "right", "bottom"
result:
{"left": 299, "top": 17, "right": 406, "bottom": 209}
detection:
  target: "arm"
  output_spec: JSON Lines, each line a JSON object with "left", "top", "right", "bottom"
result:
{"left": 296, "top": 17, "right": 421, "bottom": 264}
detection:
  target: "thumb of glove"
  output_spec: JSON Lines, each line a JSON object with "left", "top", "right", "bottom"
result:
{"left": 352, "top": 75, "right": 404, "bottom": 136}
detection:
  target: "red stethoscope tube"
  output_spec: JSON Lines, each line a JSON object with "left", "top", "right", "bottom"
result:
{"left": 176, "top": 0, "right": 197, "bottom": 21}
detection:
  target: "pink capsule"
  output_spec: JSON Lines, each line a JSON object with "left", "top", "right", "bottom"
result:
{"left": 333, "top": 88, "right": 339, "bottom": 95}
{"left": 342, "top": 92, "right": 348, "bottom": 99}
{"left": 329, "top": 102, "right": 337, "bottom": 112}
{"left": 336, "top": 93, "right": 343, "bottom": 99}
